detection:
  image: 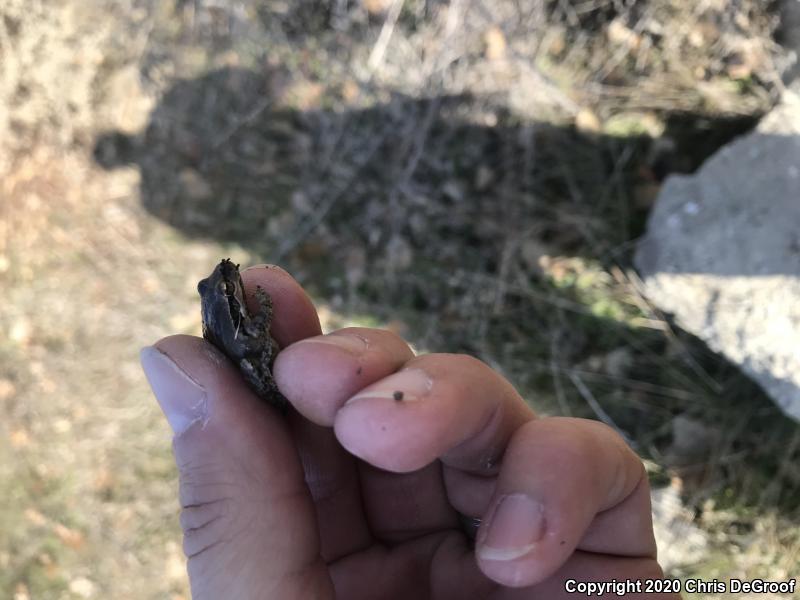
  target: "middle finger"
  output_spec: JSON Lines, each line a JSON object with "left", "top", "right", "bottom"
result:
{"left": 334, "top": 353, "right": 536, "bottom": 537}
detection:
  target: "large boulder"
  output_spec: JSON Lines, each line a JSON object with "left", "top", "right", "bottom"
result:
{"left": 635, "top": 90, "right": 800, "bottom": 421}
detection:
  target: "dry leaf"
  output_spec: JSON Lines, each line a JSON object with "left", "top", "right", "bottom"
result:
{"left": 68, "top": 577, "right": 95, "bottom": 598}
{"left": 14, "top": 583, "right": 30, "bottom": 600}
{"left": 342, "top": 79, "right": 360, "bottom": 103}
{"left": 575, "top": 108, "right": 602, "bottom": 134}
{"left": 607, "top": 18, "right": 641, "bottom": 50}
{"left": 545, "top": 28, "right": 566, "bottom": 56}
{"left": 9, "top": 428, "right": 30, "bottom": 448}
{"left": 363, "top": 0, "right": 390, "bottom": 16}
{"left": 9, "top": 319, "right": 31, "bottom": 346}
{"left": 24, "top": 508, "right": 47, "bottom": 527}
{"left": 0, "top": 379, "right": 16, "bottom": 401}
{"left": 484, "top": 26, "right": 507, "bottom": 61}
{"left": 53, "top": 522, "right": 86, "bottom": 550}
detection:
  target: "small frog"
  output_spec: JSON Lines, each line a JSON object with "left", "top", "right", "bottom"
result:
{"left": 197, "top": 259, "right": 287, "bottom": 412}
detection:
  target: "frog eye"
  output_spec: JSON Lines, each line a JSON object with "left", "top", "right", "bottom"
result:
{"left": 220, "top": 281, "right": 236, "bottom": 296}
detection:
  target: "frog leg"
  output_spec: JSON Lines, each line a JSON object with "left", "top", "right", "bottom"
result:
{"left": 252, "top": 285, "right": 273, "bottom": 328}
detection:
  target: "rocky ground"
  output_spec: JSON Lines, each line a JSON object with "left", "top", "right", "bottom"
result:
{"left": 1, "top": 1, "right": 798, "bottom": 598}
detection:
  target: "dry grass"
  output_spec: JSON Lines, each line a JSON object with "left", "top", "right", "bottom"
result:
{"left": 1, "top": 0, "right": 798, "bottom": 597}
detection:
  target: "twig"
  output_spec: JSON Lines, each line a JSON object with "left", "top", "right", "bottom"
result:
{"left": 367, "top": 0, "right": 405, "bottom": 72}
{"left": 550, "top": 331, "right": 572, "bottom": 416}
{"left": 546, "top": 363, "right": 697, "bottom": 402}
{"left": 470, "top": 0, "right": 580, "bottom": 116}
{"left": 568, "top": 370, "right": 638, "bottom": 450}
{"left": 758, "top": 427, "right": 800, "bottom": 507}
{"left": 627, "top": 268, "right": 724, "bottom": 394}
{"left": 276, "top": 119, "right": 392, "bottom": 259}
{"left": 210, "top": 95, "right": 273, "bottom": 151}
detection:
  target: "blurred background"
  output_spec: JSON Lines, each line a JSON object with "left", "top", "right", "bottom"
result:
{"left": 2, "top": 1, "right": 799, "bottom": 598}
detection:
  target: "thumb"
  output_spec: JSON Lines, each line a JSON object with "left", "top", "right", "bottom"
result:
{"left": 141, "top": 335, "right": 333, "bottom": 600}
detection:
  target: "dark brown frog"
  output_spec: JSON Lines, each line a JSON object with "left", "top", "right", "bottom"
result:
{"left": 197, "top": 259, "right": 287, "bottom": 411}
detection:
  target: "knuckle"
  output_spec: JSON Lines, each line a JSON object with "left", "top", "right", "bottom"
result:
{"left": 180, "top": 497, "right": 241, "bottom": 560}
{"left": 177, "top": 457, "right": 247, "bottom": 509}
{"left": 179, "top": 496, "right": 234, "bottom": 531}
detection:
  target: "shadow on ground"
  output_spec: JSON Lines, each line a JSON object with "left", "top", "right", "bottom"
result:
{"left": 94, "top": 66, "right": 800, "bottom": 516}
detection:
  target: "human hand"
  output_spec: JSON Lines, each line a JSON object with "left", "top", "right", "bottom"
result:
{"left": 140, "top": 265, "right": 678, "bottom": 599}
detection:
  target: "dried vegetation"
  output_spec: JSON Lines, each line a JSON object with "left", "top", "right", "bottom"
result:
{"left": 1, "top": 0, "right": 798, "bottom": 598}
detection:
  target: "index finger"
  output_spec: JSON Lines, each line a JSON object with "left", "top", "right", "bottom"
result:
{"left": 276, "top": 337, "right": 536, "bottom": 542}
{"left": 241, "top": 264, "right": 322, "bottom": 345}
{"left": 331, "top": 353, "right": 537, "bottom": 541}
{"left": 333, "top": 353, "right": 535, "bottom": 475}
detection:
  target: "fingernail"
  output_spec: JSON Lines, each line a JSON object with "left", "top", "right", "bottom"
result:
{"left": 295, "top": 333, "right": 367, "bottom": 355}
{"left": 345, "top": 369, "right": 432, "bottom": 405}
{"left": 140, "top": 346, "right": 208, "bottom": 435}
{"left": 478, "top": 494, "right": 545, "bottom": 561}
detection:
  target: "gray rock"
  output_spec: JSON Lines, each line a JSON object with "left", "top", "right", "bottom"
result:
{"left": 635, "top": 91, "right": 800, "bottom": 421}
{"left": 782, "top": 0, "right": 800, "bottom": 83}
{"left": 651, "top": 484, "right": 709, "bottom": 571}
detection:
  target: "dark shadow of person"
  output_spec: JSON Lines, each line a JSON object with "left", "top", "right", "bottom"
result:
{"left": 94, "top": 66, "right": 761, "bottom": 273}
{"left": 95, "top": 67, "right": 310, "bottom": 245}
{"left": 94, "top": 65, "right": 800, "bottom": 514}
